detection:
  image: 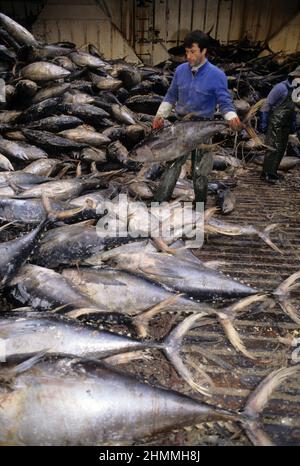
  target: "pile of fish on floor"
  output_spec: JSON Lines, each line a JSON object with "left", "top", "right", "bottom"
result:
{"left": 0, "top": 12, "right": 299, "bottom": 446}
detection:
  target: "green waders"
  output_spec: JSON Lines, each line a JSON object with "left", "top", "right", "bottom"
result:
{"left": 263, "top": 87, "right": 295, "bottom": 176}
{"left": 153, "top": 146, "right": 213, "bottom": 204}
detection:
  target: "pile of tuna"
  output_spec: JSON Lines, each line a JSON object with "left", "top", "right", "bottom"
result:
{"left": 0, "top": 12, "right": 299, "bottom": 446}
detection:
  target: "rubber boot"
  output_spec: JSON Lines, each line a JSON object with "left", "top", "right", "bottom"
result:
{"left": 263, "top": 126, "right": 290, "bottom": 176}
{"left": 153, "top": 153, "right": 189, "bottom": 202}
{"left": 192, "top": 149, "right": 213, "bottom": 205}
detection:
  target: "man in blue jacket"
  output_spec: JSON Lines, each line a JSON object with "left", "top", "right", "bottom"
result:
{"left": 152, "top": 30, "right": 241, "bottom": 204}
{"left": 260, "top": 66, "right": 300, "bottom": 183}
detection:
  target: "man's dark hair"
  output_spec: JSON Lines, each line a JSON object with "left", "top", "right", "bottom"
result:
{"left": 183, "top": 30, "right": 209, "bottom": 51}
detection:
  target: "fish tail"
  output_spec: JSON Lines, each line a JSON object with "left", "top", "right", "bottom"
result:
{"left": 241, "top": 365, "right": 300, "bottom": 445}
{"left": 257, "top": 223, "right": 282, "bottom": 254}
{"left": 162, "top": 312, "right": 214, "bottom": 396}
{"left": 273, "top": 271, "right": 300, "bottom": 325}
{"left": 204, "top": 206, "right": 219, "bottom": 221}
{"left": 131, "top": 295, "right": 184, "bottom": 338}
{"left": 41, "top": 193, "right": 84, "bottom": 221}
{"left": 216, "top": 294, "right": 268, "bottom": 360}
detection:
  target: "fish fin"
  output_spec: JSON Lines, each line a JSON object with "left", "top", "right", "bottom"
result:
{"left": 76, "top": 162, "right": 82, "bottom": 178}
{"left": 217, "top": 314, "right": 257, "bottom": 360}
{"left": 91, "top": 161, "right": 98, "bottom": 173}
{"left": 240, "top": 420, "right": 275, "bottom": 446}
{"left": 4, "top": 350, "right": 49, "bottom": 379}
{"left": 214, "top": 294, "right": 268, "bottom": 360}
{"left": 10, "top": 306, "right": 33, "bottom": 313}
{"left": 277, "top": 299, "right": 300, "bottom": 326}
{"left": 204, "top": 207, "right": 219, "bottom": 221}
{"left": 152, "top": 237, "right": 189, "bottom": 255}
{"left": 202, "top": 260, "right": 226, "bottom": 270}
{"left": 13, "top": 350, "right": 49, "bottom": 374}
{"left": 6, "top": 179, "right": 23, "bottom": 195}
{"left": 241, "top": 365, "right": 300, "bottom": 446}
{"left": 257, "top": 223, "right": 282, "bottom": 254}
{"left": 55, "top": 165, "right": 70, "bottom": 179}
{"left": 0, "top": 221, "right": 15, "bottom": 232}
{"left": 273, "top": 271, "right": 300, "bottom": 325}
{"left": 224, "top": 294, "right": 267, "bottom": 316}
{"left": 273, "top": 271, "right": 300, "bottom": 296}
{"left": 193, "top": 347, "right": 233, "bottom": 370}
{"left": 45, "top": 167, "right": 55, "bottom": 177}
{"left": 140, "top": 266, "right": 184, "bottom": 280}
{"left": 103, "top": 350, "right": 152, "bottom": 365}
{"left": 132, "top": 294, "right": 183, "bottom": 338}
{"left": 163, "top": 312, "right": 214, "bottom": 395}
{"left": 41, "top": 194, "right": 84, "bottom": 221}
{"left": 63, "top": 307, "right": 106, "bottom": 319}
{"left": 94, "top": 276, "right": 128, "bottom": 286}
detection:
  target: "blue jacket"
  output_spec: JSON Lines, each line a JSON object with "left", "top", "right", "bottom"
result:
{"left": 163, "top": 60, "right": 235, "bottom": 118}
{"left": 262, "top": 79, "right": 293, "bottom": 111}
{"left": 260, "top": 80, "right": 297, "bottom": 133}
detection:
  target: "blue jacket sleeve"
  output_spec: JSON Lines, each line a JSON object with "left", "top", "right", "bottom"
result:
{"left": 163, "top": 70, "right": 178, "bottom": 105}
{"left": 215, "top": 72, "right": 235, "bottom": 115}
{"left": 263, "top": 83, "right": 288, "bottom": 112}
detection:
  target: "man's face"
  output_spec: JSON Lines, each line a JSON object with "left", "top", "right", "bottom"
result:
{"left": 185, "top": 43, "right": 206, "bottom": 67}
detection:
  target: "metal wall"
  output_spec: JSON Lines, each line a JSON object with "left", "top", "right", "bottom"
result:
{"left": 119, "top": 0, "right": 300, "bottom": 64}
{"left": 32, "top": 0, "right": 141, "bottom": 63}
{"left": 0, "top": 0, "right": 299, "bottom": 64}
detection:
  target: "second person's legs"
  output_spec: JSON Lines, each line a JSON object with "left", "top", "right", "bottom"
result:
{"left": 192, "top": 148, "right": 213, "bottom": 204}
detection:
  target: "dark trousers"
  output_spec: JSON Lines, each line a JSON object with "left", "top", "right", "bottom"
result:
{"left": 263, "top": 89, "right": 294, "bottom": 176}
{"left": 263, "top": 125, "right": 290, "bottom": 175}
{"left": 153, "top": 148, "right": 213, "bottom": 204}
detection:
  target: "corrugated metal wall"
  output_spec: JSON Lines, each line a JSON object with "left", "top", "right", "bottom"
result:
{"left": 0, "top": 0, "right": 299, "bottom": 64}
{"left": 119, "top": 0, "right": 300, "bottom": 64}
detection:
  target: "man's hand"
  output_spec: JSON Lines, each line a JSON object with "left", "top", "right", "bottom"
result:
{"left": 152, "top": 116, "right": 165, "bottom": 130}
{"left": 228, "top": 116, "right": 244, "bottom": 132}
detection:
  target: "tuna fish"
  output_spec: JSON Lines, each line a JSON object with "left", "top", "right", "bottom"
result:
{"left": 89, "top": 72, "right": 122, "bottom": 91}
{"left": 25, "top": 115, "right": 83, "bottom": 133}
{"left": 0, "top": 310, "right": 211, "bottom": 394}
{"left": 31, "top": 83, "right": 71, "bottom": 104}
{"left": 0, "top": 12, "right": 38, "bottom": 47}
{"left": 23, "top": 159, "right": 61, "bottom": 176}
{"left": 33, "top": 220, "right": 106, "bottom": 268}
{"left": 69, "top": 51, "right": 110, "bottom": 69}
{"left": 129, "top": 121, "right": 228, "bottom": 163}
{"left": 85, "top": 239, "right": 258, "bottom": 299}
{"left": 0, "top": 196, "right": 83, "bottom": 224}
{"left": 9, "top": 264, "right": 101, "bottom": 312}
{"left": 0, "top": 220, "right": 48, "bottom": 287}
{"left": 205, "top": 208, "right": 282, "bottom": 253}
{"left": 0, "top": 354, "right": 297, "bottom": 445}
{"left": 59, "top": 126, "right": 111, "bottom": 147}
{"left": 0, "top": 153, "right": 14, "bottom": 171}
{"left": 20, "top": 62, "right": 70, "bottom": 82}
{"left": 21, "top": 129, "right": 88, "bottom": 153}
{"left": 15, "top": 177, "right": 103, "bottom": 201}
